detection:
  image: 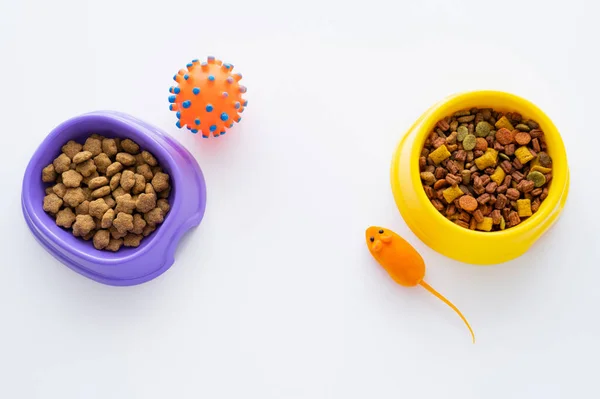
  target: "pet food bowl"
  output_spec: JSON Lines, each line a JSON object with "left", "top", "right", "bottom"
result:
{"left": 391, "top": 90, "right": 570, "bottom": 265}
{"left": 22, "top": 111, "right": 207, "bottom": 286}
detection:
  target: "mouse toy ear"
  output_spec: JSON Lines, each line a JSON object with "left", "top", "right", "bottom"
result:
{"left": 380, "top": 234, "right": 392, "bottom": 243}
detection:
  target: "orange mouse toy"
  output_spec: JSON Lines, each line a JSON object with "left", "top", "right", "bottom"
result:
{"left": 365, "top": 226, "right": 475, "bottom": 343}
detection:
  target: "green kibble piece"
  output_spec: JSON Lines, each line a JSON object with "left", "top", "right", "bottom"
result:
{"left": 475, "top": 121, "right": 492, "bottom": 137}
{"left": 500, "top": 216, "right": 506, "bottom": 230}
{"left": 538, "top": 152, "right": 552, "bottom": 167}
{"left": 499, "top": 153, "right": 510, "bottom": 161}
{"left": 515, "top": 123, "right": 531, "bottom": 132}
{"left": 454, "top": 110, "right": 471, "bottom": 117}
{"left": 527, "top": 171, "right": 546, "bottom": 187}
{"left": 463, "top": 134, "right": 477, "bottom": 151}
{"left": 488, "top": 130, "right": 496, "bottom": 138}
{"left": 457, "top": 125, "right": 469, "bottom": 142}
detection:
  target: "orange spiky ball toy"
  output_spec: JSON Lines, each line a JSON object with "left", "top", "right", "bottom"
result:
{"left": 168, "top": 56, "right": 247, "bottom": 138}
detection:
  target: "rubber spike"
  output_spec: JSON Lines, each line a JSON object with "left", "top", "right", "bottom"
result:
{"left": 234, "top": 101, "right": 240, "bottom": 109}
{"left": 226, "top": 77, "right": 234, "bottom": 84}
{"left": 239, "top": 85, "right": 247, "bottom": 93}
{"left": 207, "top": 56, "right": 215, "bottom": 63}
{"left": 193, "top": 87, "right": 200, "bottom": 95}
{"left": 234, "top": 73, "right": 242, "bottom": 81}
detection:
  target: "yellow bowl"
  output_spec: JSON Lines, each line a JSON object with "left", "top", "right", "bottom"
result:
{"left": 390, "top": 90, "right": 570, "bottom": 265}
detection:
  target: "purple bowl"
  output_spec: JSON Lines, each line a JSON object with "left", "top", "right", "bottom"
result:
{"left": 21, "top": 111, "right": 207, "bottom": 286}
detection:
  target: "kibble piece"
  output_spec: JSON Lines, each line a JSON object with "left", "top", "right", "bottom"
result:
{"left": 506, "top": 188, "right": 521, "bottom": 201}
{"left": 494, "top": 128, "right": 513, "bottom": 145}
{"left": 517, "top": 199, "right": 533, "bottom": 218}
{"left": 458, "top": 195, "right": 478, "bottom": 212}
{"left": 82, "top": 231, "right": 95, "bottom": 241}
{"left": 45, "top": 187, "right": 54, "bottom": 195}
{"left": 515, "top": 146, "right": 535, "bottom": 164}
{"left": 115, "top": 194, "right": 137, "bottom": 214}
{"left": 475, "top": 149, "right": 498, "bottom": 170}
{"left": 131, "top": 213, "right": 147, "bottom": 235}
{"left": 136, "top": 164, "right": 153, "bottom": 181}
{"left": 116, "top": 152, "right": 137, "bottom": 166}
{"left": 144, "top": 207, "right": 165, "bottom": 226}
{"left": 101, "top": 208, "right": 115, "bottom": 229}
{"left": 93, "top": 153, "right": 112, "bottom": 174}
{"left": 62, "top": 170, "right": 83, "bottom": 188}
{"left": 72, "top": 151, "right": 93, "bottom": 164}
{"left": 143, "top": 224, "right": 156, "bottom": 237}
{"left": 157, "top": 199, "right": 170, "bottom": 214}
{"left": 107, "top": 173, "right": 120, "bottom": 191}
{"left": 475, "top": 137, "right": 488, "bottom": 151}
{"left": 55, "top": 208, "right": 76, "bottom": 228}
{"left": 461, "top": 134, "right": 475, "bottom": 151}
{"left": 527, "top": 171, "right": 546, "bottom": 187}
{"left": 61, "top": 140, "right": 83, "bottom": 160}
{"left": 53, "top": 153, "right": 71, "bottom": 173}
{"left": 75, "top": 200, "right": 90, "bottom": 215}
{"left": 442, "top": 185, "right": 464, "bottom": 204}
{"left": 514, "top": 132, "right": 531, "bottom": 145}
{"left": 476, "top": 217, "right": 493, "bottom": 232}
{"left": 43, "top": 193, "right": 63, "bottom": 214}
{"left": 88, "top": 176, "right": 109, "bottom": 190}
{"left": 83, "top": 137, "right": 102, "bottom": 157}
{"left": 90, "top": 186, "right": 110, "bottom": 199}
{"left": 105, "top": 238, "right": 124, "bottom": 252}
{"left": 106, "top": 162, "right": 124, "bottom": 177}
{"left": 42, "top": 164, "right": 57, "bottom": 183}
{"left": 93, "top": 230, "right": 111, "bottom": 250}
{"left": 136, "top": 193, "right": 157, "bottom": 213}
{"left": 428, "top": 145, "right": 451, "bottom": 165}
{"left": 113, "top": 212, "right": 134, "bottom": 234}
{"left": 145, "top": 183, "right": 155, "bottom": 195}
{"left": 141, "top": 150, "right": 158, "bottom": 166}
{"left": 515, "top": 123, "right": 530, "bottom": 132}
{"left": 475, "top": 121, "right": 492, "bottom": 137}
{"left": 63, "top": 188, "right": 86, "bottom": 207}
{"left": 76, "top": 159, "right": 97, "bottom": 177}
{"left": 121, "top": 139, "right": 140, "bottom": 155}
{"left": 88, "top": 198, "right": 109, "bottom": 219}
{"left": 81, "top": 171, "right": 99, "bottom": 186}
{"left": 132, "top": 174, "right": 146, "bottom": 194}
{"left": 495, "top": 116, "right": 514, "bottom": 131}
{"left": 420, "top": 172, "right": 436, "bottom": 185}
{"left": 538, "top": 152, "right": 552, "bottom": 167}
{"left": 490, "top": 167, "right": 506, "bottom": 186}
{"left": 120, "top": 170, "right": 136, "bottom": 191}
{"left": 110, "top": 226, "right": 127, "bottom": 239}
{"left": 103, "top": 196, "right": 116, "bottom": 209}
{"left": 102, "top": 138, "right": 118, "bottom": 158}
{"left": 112, "top": 187, "right": 126, "bottom": 200}
{"left": 123, "top": 233, "right": 143, "bottom": 248}
{"left": 72, "top": 214, "right": 95, "bottom": 237}
{"left": 52, "top": 183, "right": 67, "bottom": 198}
{"left": 135, "top": 153, "right": 146, "bottom": 166}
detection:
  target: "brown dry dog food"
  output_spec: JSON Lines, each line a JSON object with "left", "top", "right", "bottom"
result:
{"left": 420, "top": 108, "right": 552, "bottom": 231}
{"left": 41, "top": 135, "right": 171, "bottom": 251}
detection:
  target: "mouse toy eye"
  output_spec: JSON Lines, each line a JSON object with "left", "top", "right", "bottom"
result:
{"left": 369, "top": 237, "right": 374, "bottom": 242}
{"left": 379, "top": 229, "right": 384, "bottom": 234}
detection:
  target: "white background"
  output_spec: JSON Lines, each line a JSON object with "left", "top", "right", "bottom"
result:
{"left": 1, "top": 0, "right": 599, "bottom": 398}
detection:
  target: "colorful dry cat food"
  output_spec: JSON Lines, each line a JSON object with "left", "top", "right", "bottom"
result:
{"left": 419, "top": 108, "right": 552, "bottom": 231}
{"left": 41, "top": 135, "right": 171, "bottom": 251}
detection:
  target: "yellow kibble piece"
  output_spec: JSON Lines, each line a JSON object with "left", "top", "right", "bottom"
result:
{"left": 490, "top": 166, "right": 506, "bottom": 186}
{"left": 495, "top": 116, "right": 514, "bottom": 131}
{"left": 428, "top": 145, "right": 451, "bottom": 165}
{"left": 442, "top": 185, "right": 464, "bottom": 203}
{"left": 531, "top": 165, "right": 552, "bottom": 174}
{"left": 476, "top": 217, "right": 493, "bottom": 232}
{"left": 515, "top": 146, "right": 535, "bottom": 164}
{"left": 475, "top": 148, "right": 498, "bottom": 170}
{"left": 517, "top": 199, "right": 533, "bottom": 217}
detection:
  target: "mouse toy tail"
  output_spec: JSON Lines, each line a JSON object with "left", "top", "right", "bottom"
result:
{"left": 419, "top": 280, "right": 475, "bottom": 343}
